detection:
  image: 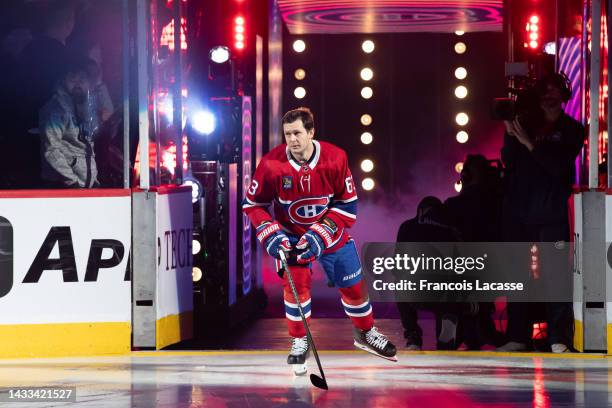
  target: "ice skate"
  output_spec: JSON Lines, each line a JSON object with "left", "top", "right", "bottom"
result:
{"left": 287, "top": 336, "right": 309, "bottom": 375}
{"left": 354, "top": 326, "right": 398, "bottom": 362}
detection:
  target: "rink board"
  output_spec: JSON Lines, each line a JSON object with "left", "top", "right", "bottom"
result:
{"left": 0, "top": 190, "right": 132, "bottom": 357}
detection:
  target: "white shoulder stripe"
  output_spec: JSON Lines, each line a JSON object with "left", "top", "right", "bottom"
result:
{"left": 330, "top": 207, "right": 357, "bottom": 219}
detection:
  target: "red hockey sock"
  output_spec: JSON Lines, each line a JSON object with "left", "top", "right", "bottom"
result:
{"left": 339, "top": 280, "right": 374, "bottom": 331}
{"left": 282, "top": 266, "right": 312, "bottom": 338}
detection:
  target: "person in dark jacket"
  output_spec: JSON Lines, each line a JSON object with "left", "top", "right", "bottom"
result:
{"left": 445, "top": 154, "right": 503, "bottom": 349}
{"left": 497, "top": 73, "right": 585, "bottom": 353}
{"left": 396, "top": 196, "right": 459, "bottom": 350}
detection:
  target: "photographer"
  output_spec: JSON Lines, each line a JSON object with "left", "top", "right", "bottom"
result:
{"left": 498, "top": 73, "right": 585, "bottom": 353}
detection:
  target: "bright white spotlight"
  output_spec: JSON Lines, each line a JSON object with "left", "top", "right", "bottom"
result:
{"left": 455, "top": 112, "right": 469, "bottom": 126}
{"left": 361, "top": 132, "right": 373, "bottom": 145}
{"left": 454, "top": 181, "right": 463, "bottom": 193}
{"left": 455, "top": 67, "right": 467, "bottom": 80}
{"left": 360, "top": 67, "right": 374, "bottom": 81}
{"left": 456, "top": 131, "right": 469, "bottom": 144}
{"left": 362, "top": 40, "right": 375, "bottom": 53}
{"left": 454, "top": 42, "right": 467, "bottom": 54}
{"left": 294, "top": 86, "right": 306, "bottom": 99}
{"left": 209, "top": 46, "right": 231, "bottom": 64}
{"left": 293, "top": 39, "right": 306, "bottom": 53}
{"left": 193, "top": 267, "right": 203, "bottom": 282}
{"left": 455, "top": 30, "right": 465, "bottom": 36}
{"left": 361, "top": 159, "right": 374, "bottom": 172}
{"left": 294, "top": 68, "right": 306, "bottom": 80}
{"left": 362, "top": 178, "right": 375, "bottom": 191}
{"left": 183, "top": 179, "right": 202, "bottom": 203}
{"left": 455, "top": 85, "right": 468, "bottom": 99}
{"left": 361, "top": 86, "right": 373, "bottom": 99}
{"left": 192, "top": 110, "right": 216, "bottom": 135}
{"left": 192, "top": 240, "right": 201, "bottom": 255}
{"left": 544, "top": 42, "right": 556, "bottom": 55}
{"left": 360, "top": 114, "right": 372, "bottom": 126}
{"left": 455, "top": 162, "right": 464, "bottom": 173}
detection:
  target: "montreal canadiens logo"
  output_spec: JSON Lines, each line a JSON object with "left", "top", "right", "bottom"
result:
{"left": 288, "top": 197, "right": 330, "bottom": 225}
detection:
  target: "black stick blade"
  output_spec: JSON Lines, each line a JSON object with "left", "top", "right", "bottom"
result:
{"left": 310, "top": 374, "right": 328, "bottom": 390}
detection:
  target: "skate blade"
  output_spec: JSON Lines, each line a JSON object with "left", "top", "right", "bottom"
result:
{"left": 354, "top": 340, "right": 398, "bottom": 362}
{"left": 292, "top": 363, "right": 307, "bottom": 376}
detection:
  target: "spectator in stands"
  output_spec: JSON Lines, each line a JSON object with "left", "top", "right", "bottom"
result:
{"left": 39, "top": 59, "right": 98, "bottom": 188}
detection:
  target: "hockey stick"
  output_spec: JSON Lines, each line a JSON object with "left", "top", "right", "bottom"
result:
{"left": 279, "top": 250, "right": 328, "bottom": 390}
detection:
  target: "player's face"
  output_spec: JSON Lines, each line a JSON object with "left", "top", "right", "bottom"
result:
{"left": 283, "top": 119, "right": 314, "bottom": 157}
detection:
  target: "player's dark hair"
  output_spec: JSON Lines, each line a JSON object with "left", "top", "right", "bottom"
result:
{"left": 282, "top": 107, "right": 315, "bottom": 131}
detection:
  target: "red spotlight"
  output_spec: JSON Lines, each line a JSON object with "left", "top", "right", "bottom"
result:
{"left": 525, "top": 15, "right": 540, "bottom": 51}
{"left": 234, "top": 15, "right": 246, "bottom": 51}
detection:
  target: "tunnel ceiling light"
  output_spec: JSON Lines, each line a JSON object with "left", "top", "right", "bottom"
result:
{"left": 456, "top": 131, "right": 469, "bottom": 144}
{"left": 360, "top": 114, "right": 373, "bottom": 126}
{"left": 209, "top": 46, "right": 231, "bottom": 64}
{"left": 454, "top": 42, "right": 467, "bottom": 54}
{"left": 294, "top": 86, "right": 306, "bottom": 99}
{"left": 293, "top": 39, "right": 306, "bottom": 53}
{"left": 362, "top": 178, "right": 375, "bottom": 191}
{"left": 455, "top": 162, "right": 464, "bottom": 173}
{"left": 362, "top": 40, "right": 375, "bottom": 53}
{"left": 360, "top": 67, "right": 374, "bottom": 81}
{"left": 361, "top": 132, "right": 373, "bottom": 145}
{"left": 361, "top": 86, "right": 373, "bottom": 99}
{"left": 455, "top": 67, "right": 467, "bottom": 80}
{"left": 193, "top": 267, "right": 203, "bottom": 282}
{"left": 192, "top": 110, "right": 216, "bottom": 135}
{"left": 455, "top": 112, "right": 469, "bottom": 126}
{"left": 361, "top": 159, "right": 374, "bottom": 172}
{"left": 455, "top": 85, "right": 468, "bottom": 99}
{"left": 294, "top": 68, "right": 306, "bottom": 80}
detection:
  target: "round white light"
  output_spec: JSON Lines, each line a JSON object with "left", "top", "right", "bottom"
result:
{"left": 454, "top": 181, "right": 463, "bottom": 193}
{"left": 455, "top": 112, "right": 469, "bottom": 126}
{"left": 235, "top": 16, "right": 245, "bottom": 25}
{"left": 192, "top": 240, "right": 201, "bottom": 255}
{"left": 455, "top": 67, "right": 467, "bottom": 80}
{"left": 361, "top": 132, "right": 373, "bottom": 145}
{"left": 360, "top": 114, "right": 372, "bottom": 126}
{"left": 362, "top": 178, "right": 375, "bottom": 191}
{"left": 293, "top": 39, "right": 306, "bottom": 53}
{"left": 361, "top": 86, "right": 373, "bottom": 99}
{"left": 360, "top": 67, "right": 374, "bottom": 81}
{"left": 209, "top": 46, "right": 230, "bottom": 64}
{"left": 362, "top": 40, "right": 375, "bottom": 53}
{"left": 294, "top": 68, "right": 306, "bottom": 80}
{"left": 455, "top": 162, "right": 464, "bottom": 173}
{"left": 456, "top": 131, "right": 469, "bottom": 144}
{"left": 455, "top": 85, "right": 468, "bottom": 99}
{"left": 530, "top": 16, "right": 539, "bottom": 24}
{"left": 183, "top": 179, "right": 201, "bottom": 203}
{"left": 455, "top": 30, "right": 465, "bottom": 36}
{"left": 294, "top": 86, "right": 306, "bottom": 99}
{"left": 192, "top": 110, "right": 216, "bottom": 135}
{"left": 192, "top": 267, "right": 203, "bottom": 282}
{"left": 361, "top": 159, "right": 374, "bottom": 172}
{"left": 454, "top": 42, "right": 467, "bottom": 54}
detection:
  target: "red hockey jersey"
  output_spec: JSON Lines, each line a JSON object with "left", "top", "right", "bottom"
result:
{"left": 242, "top": 140, "right": 358, "bottom": 252}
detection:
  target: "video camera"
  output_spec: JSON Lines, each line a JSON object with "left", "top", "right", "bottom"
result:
{"left": 492, "top": 63, "right": 572, "bottom": 131}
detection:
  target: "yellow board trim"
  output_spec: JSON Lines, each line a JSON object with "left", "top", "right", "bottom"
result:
{"left": 608, "top": 323, "right": 612, "bottom": 354}
{"left": 574, "top": 319, "right": 584, "bottom": 352}
{"left": 0, "top": 322, "right": 130, "bottom": 358}
{"left": 156, "top": 311, "right": 193, "bottom": 349}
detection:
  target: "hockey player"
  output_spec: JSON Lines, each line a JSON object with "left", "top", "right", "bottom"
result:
{"left": 242, "top": 107, "right": 397, "bottom": 374}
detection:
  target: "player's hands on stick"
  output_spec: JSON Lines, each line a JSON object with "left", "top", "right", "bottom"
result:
{"left": 256, "top": 221, "right": 292, "bottom": 259}
{"left": 296, "top": 221, "right": 335, "bottom": 264}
